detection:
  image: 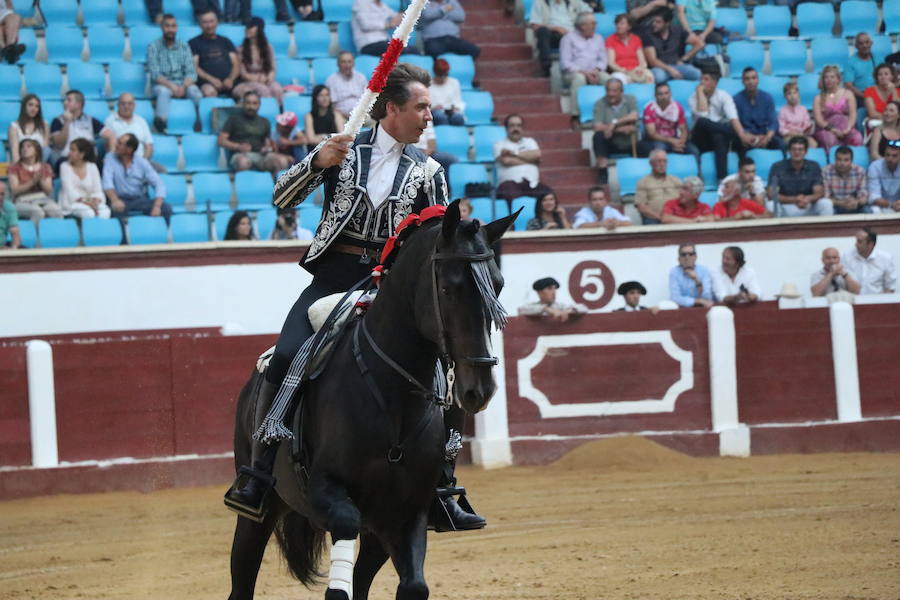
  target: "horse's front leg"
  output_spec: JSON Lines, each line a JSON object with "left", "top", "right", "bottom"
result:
{"left": 385, "top": 512, "right": 430, "bottom": 600}
{"left": 310, "top": 476, "right": 362, "bottom": 600}
{"left": 353, "top": 532, "right": 390, "bottom": 600}
{"left": 227, "top": 505, "right": 280, "bottom": 600}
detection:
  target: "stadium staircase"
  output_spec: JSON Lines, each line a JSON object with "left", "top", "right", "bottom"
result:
{"left": 461, "top": 0, "right": 596, "bottom": 207}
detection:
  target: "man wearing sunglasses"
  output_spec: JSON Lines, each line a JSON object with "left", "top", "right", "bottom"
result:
{"left": 867, "top": 141, "right": 900, "bottom": 213}
{"left": 668, "top": 243, "right": 714, "bottom": 308}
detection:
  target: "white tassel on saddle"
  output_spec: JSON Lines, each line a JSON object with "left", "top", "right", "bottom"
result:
{"left": 329, "top": 538, "right": 357, "bottom": 599}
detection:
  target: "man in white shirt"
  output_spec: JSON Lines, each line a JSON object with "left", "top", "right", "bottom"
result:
{"left": 810, "top": 247, "right": 861, "bottom": 297}
{"left": 529, "top": 0, "right": 591, "bottom": 76}
{"left": 429, "top": 58, "right": 465, "bottom": 126}
{"left": 100, "top": 93, "right": 162, "bottom": 172}
{"left": 713, "top": 245, "right": 761, "bottom": 305}
{"left": 689, "top": 69, "right": 742, "bottom": 182}
{"left": 518, "top": 276, "right": 588, "bottom": 320}
{"left": 717, "top": 156, "right": 766, "bottom": 206}
{"left": 325, "top": 52, "right": 368, "bottom": 119}
{"left": 842, "top": 228, "right": 897, "bottom": 294}
{"left": 494, "top": 113, "right": 553, "bottom": 202}
{"left": 572, "top": 186, "right": 632, "bottom": 229}
{"left": 352, "top": 0, "right": 420, "bottom": 56}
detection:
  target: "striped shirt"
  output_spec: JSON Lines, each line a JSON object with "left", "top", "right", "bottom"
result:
{"left": 146, "top": 38, "right": 197, "bottom": 85}
{"left": 822, "top": 164, "right": 867, "bottom": 201}
{"left": 325, "top": 70, "right": 368, "bottom": 117}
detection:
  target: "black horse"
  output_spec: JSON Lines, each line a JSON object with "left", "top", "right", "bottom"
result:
{"left": 228, "top": 201, "right": 518, "bottom": 600}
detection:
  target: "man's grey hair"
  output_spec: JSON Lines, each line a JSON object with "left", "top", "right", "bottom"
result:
{"left": 682, "top": 176, "right": 704, "bottom": 195}
{"left": 649, "top": 148, "right": 667, "bottom": 161}
{"left": 575, "top": 12, "right": 595, "bottom": 26}
{"left": 855, "top": 32, "right": 871, "bottom": 44}
{"left": 678, "top": 242, "right": 696, "bottom": 253}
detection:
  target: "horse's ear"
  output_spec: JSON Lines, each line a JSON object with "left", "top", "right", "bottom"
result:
{"left": 442, "top": 199, "right": 461, "bottom": 240}
{"left": 483, "top": 207, "right": 520, "bottom": 245}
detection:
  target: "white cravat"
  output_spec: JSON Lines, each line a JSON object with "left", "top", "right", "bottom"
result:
{"left": 366, "top": 125, "right": 404, "bottom": 209}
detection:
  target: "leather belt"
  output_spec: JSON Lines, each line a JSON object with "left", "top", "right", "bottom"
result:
{"left": 332, "top": 243, "right": 383, "bottom": 257}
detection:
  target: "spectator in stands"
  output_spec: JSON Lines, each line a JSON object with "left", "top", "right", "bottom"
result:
{"left": 717, "top": 156, "right": 766, "bottom": 206}
{"left": 734, "top": 67, "right": 784, "bottom": 154}
{"left": 526, "top": 189, "right": 571, "bottom": 230}
{"left": 689, "top": 69, "right": 739, "bottom": 181}
{"left": 870, "top": 101, "right": 900, "bottom": 161}
{"left": 190, "top": 9, "right": 241, "bottom": 98}
{"left": 49, "top": 90, "right": 105, "bottom": 169}
{"left": 148, "top": 14, "right": 203, "bottom": 134}
{"left": 494, "top": 114, "right": 552, "bottom": 203}
{"left": 529, "top": 0, "right": 591, "bottom": 77}
{"left": 0, "top": 0, "right": 25, "bottom": 64}
{"left": 863, "top": 64, "right": 900, "bottom": 122}
{"left": 8, "top": 139, "right": 60, "bottom": 223}
{"left": 778, "top": 81, "right": 817, "bottom": 150}
{"left": 634, "top": 148, "right": 682, "bottom": 224}
{"left": 867, "top": 141, "right": 900, "bottom": 213}
{"left": 352, "top": 0, "right": 419, "bottom": 56}
{"left": 661, "top": 176, "right": 713, "bottom": 223}
{"left": 572, "top": 185, "right": 631, "bottom": 229}
{"left": 640, "top": 9, "right": 703, "bottom": 84}
{"left": 713, "top": 178, "right": 768, "bottom": 220}
{"left": 429, "top": 58, "right": 465, "bottom": 126}
{"left": 233, "top": 17, "right": 283, "bottom": 104}
{"left": 843, "top": 227, "right": 896, "bottom": 294}
{"left": 100, "top": 93, "right": 161, "bottom": 173}
{"left": 811, "top": 247, "right": 861, "bottom": 297}
{"left": 273, "top": 111, "right": 308, "bottom": 162}
{"left": 669, "top": 242, "right": 713, "bottom": 307}
{"left": 627, "top": 0, "right": 677, "bottom": 33}
{"left": 223, "top": 0, "right": 250, "bottom": 23}
{"left": 714, "top": 246, "right": 760, "bottom": 305}
{"left": 813, "top": 66, "right": 863, "bottom": 152}
{"left": 605, "top": 14, "right": 654, "bottom": 84}
{"left": 676, "top": 0, "right": 722, "bottom": 45}
{"left": 845, "top": 34, "right": 883, "bottom": 106}
{"left": 592, "top": 78, "right": 638, "bottom": 183}
{"left": 614, "top": 281, "right": 652, "bottom": 311}
{"left": 224, "top": 210, "right": 256, "bottom": 240}
{"left": 560, "top": 12, "right": 610, "bottom": 122}
{"left": 0, "top": 193, "right": 21, "bottom": 249}
{"left": 413, "top": 121, "right": 457, "bottom": 173}
{"left": 768, "top": 136, "right": 833, "bottom": 217}
{"left": 518, "top": 276, "right": 588, "bottom": 321}
{"left": 145, "top": 0, "right": 163, "bottom": 24}
{"left": 305, "top": 85, "right": 345, "bottom": 150}
{"left": 420, "top": 0, "right": 479, "bottom": 59}
{"left": 271, "top": 206, "right": 314, "bottom": 241}
{"left": 59, "top": 139, "right": 110, "bottom": 219}
{"left": 639, "top": 81, "right": 697, "bottom": 158}
{"left": 104, "top": 134, "right": 172, "bottom": 222}
{"left": 822, "top": 145, "right": 868, "bottom": 214}
{"left": 326, "top": 51, "right": 368, "bottom": 119}
{"left": 219, "top": 91, "right": 292, "bottom": 173}
{"left": 8, "top": 94, "right": 48, "bottom": 164}
{"left": 886, "top": 49, "right": 900, "bottom": 77}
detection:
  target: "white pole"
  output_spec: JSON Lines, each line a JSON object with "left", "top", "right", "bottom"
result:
{"left": 26, "top": 340, "right": 58, "bottom": 467}
{"left": 706, "top": 306, "right": 749, "bottom": 457}
{"left": 829, "top": 301, "right": 862, "bottom": 422}
{"left": 472, "top": 328, "right": 512, "bottom": 468}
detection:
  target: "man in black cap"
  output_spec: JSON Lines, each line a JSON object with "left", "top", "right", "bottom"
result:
{"left": 614, "top": 280, "right": 651, "bottom": 311}
{"left": 518, "top": 277, "right": 587, "bottom": 321}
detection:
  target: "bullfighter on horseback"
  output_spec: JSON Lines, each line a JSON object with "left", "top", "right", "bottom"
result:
{"left": 224, "top": 62, "right": 486, "bottom": 532}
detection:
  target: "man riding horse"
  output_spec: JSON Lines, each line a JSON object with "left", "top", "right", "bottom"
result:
{"left": 224, "top": 62, "right": 485, "bottom": 532}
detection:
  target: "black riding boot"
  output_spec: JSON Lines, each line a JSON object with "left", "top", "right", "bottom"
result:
{"left": 223, "top": 378, "right": 281, "bottom": 522}
{"left": 431, "top": 459, "right": 487, "bottom": 532}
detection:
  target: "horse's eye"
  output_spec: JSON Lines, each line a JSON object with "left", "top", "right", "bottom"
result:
{"left": 440, "top": 287, "right": 449, "bottom": 295}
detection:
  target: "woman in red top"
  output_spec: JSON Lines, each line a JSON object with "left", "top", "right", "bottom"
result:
{"left": 713, "top": 179, "right": 770, "bottom": 220}
{"left": 863, "top": 63, "right": 900, "bottom": 121}
{"left": 605, "top": 14, "right": 654, "bottom": 84}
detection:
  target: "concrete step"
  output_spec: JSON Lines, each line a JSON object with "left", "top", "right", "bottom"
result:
{"left": 540, "top": 148, "right": 592, "bottom": 167}
{"left": 479, "top": 43, "right": 533, "bottom": 61}
{"left": 541, "top": 166, "right": 599, "bottom": 187}
{"left": 511, "top": 113, "right": 572, "bottom": 130}
{"left": 494, "top": 94, "right": 560, "bottom": 114}
{"left": 480, "top": 77, "right": 551, "bottom": 96}
{"left": 462, "top": 0, "right": 506, "bottom": 10}
{"left": 461, "top": 25, "right": 525, "bottom": 44}
{"left": 476, "top": 59, "right": 539, "bottom": 79}
{"left": 464, "top": 9, "right": 516, "bottom": 26}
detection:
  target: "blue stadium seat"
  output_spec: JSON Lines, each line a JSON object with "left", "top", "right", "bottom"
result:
{"left": 796, "top": 4, "right": 835, "bottom": 38}
{"left": 127, "top": 215, "right": 168, "bottom": 244}
{"left": 279, "top": 59, "right": 313, "bottom": 89}
{"left": 699, "top": 191, "right": 718, "bottom": 208}
{"left": 82, "top": 218, "right": 123, "bottom": 246}
{"left": 604, "top": 0, "right": 626, "bottom": 15}
{"left": 667, "top": 80, "right": 695, "bottom": 111}
{"left": 0, "top": 108, "right": 12, "bottom": 140}
{"left": 81, "top": 0, "right": 120, "bottom": 27}
{"left": 24, "top": 64, "right": 63, "bottom": 97}
{"left": 198, "top": 96, "right": 233, "bottom": 133}
{"left": 152, "top": 135, "right": 181, "bottom": 172}
{"left": 461, "top": 91, "right": 493, "bottom": 125}
{"left": 797, "top": 73, "right": 820, "bottom": 107}
{"left": 715, "top": 8, "right": 748, "bottom": 36}
{"left": 180, "top": 25, "right": 202, "bottom": 43}
{"left": 752, "top": 5, "right": 791, "bottom": 38}
{"left": 758, "top": 75, "right": 789, "bottom": 111}
{"left": 806, "top": 147, "right": 828, "bottom": 167}
{"left": 624, "top": 82, "right": 653, "bottom": 110}
{"left": 213, "top": 210, "right": 233, "bottom": 240}
{"left": 828, "top": 144, "right": 869, "bottom": 168}
{"left": 170, "top": 212, "right": 210, "bottom": 242}
{"left": 235, "top": 171, "right": 275, "bottom": 211}
{"left": 39, "top": 100, "right": 64, "bottom": 122}
{"left": 166, "top": 98, "right": 198, "bottom": 134}
{"left": 510, "top": 196, "right": 531, "bottom": 231}
{"left": 15, "top": 28, "right": 38, "bottom": 63}
{"left": 217, "top": 24, "right": 245, "bottom": 49}
{"left": 127, "top": 24, "right": 158, "bottom": 63}
{"left": 164, "top": 0, "right": 195, "bottom": 24}
{"left": 871, "top": 36, "right": 893, "bottom": 61}
{"left": 716, "top": 77, "right": 743, "bottom": 97}
{"left": 122, "top": 0, "right": 151, "bottom": 26}
{"left": 469, "top": 198, "right": 510, "bottom": 223}
{"left": 769, "top": 40, "right": 808, "bottom": 77}
{"left": 45, "top": 25, "right": 86, "bottom": 63}
{"left": 726, "top": 41, "right": 764, "bottom": 78}
{"left": 616, "top": 158, "right": 651, "bottom": 196}
{"left": 16, "top": 219, "right": 37, "bottom": 248}
{"left": 108, "top": 62, "right": 148, "bottom": 98}
{"left": 153, "top": 173, "right": 188, "bottom": 212}
{"left": 255, "top": 207, "right": 277, "bottom": 240}
{"left": 746, "top": 148, "right": 783, "bottom": 182}
{"left": 66, "top": 62, "right": 106, "bottom": 99}
{"left": 839, "top": 1, "right": 879, "bottom": 38}
{"left": 258, "top": 97, "right": 279, "bottom": 125}
{"left": 810, "top": 37, "right": 849, "bottom": 73}
{"left": 355, "top": 55, "right": 379, "bottom": 79}
{"left": 294, "top": 22, "right": 332, "bottom": 58}
{"left": 134, "top": 99, "right": 155, "bottom": 125}
{"left": 473, "top": 125, "right": 506, "bottom": 163}
{"left": 404, "top": 54, "right": 435, "bottom": 76}
{"left": 0, "top": 65, "right": 23, "bottom": 100}
{"left": 700, "top": 151, "right": 738, "bottom": 189}
{"left": 667, "top": 153, "right": 700, "bottom": 179}
{"left": 434, "top": 124, "right": 469, "bottom": 158}
{"left": 38, "top": 218, "right": 80, "bottom": 248}
{"left": 192, "top": 173, "right": 233, "bottom": 211}
{"left": 335, "top": 21, "right": 356, "bottom": 54}
{"left": 283, "top": 95, "right": 312, "bottom": 118}
{"left": 182, "top": 134, "right": 223, "bottom": 171}
{"left": 85, "top": 100, "right": 112, "bottom": 121}
{"left": 885, "top": 0, "right": 900, "bottom": 34}
{"left": 439, "top": 54, "right": 475, "bottom": 89}
{"left": 594, "top": 12, "right": 615, "bottom": 36}
{"left": 448, "top": 162, "right": 490, "bottom": 197}
{"left": 311, "top": 57, "right": 336, "bottom": 86}
{"left": 88, "top": 26, "right": 127, "bottom": 63}
{"left": 40, "top": 0, "right": 79, "bottom": 25}
{"left": 268, "top": 24, "right": 292, "bottom": 58}
{"left": 298, "top": 202, "right": 320, "bottom": 231}
{"left": 324, "top": 0, "right": 354, "bottom": 22}
{"left": 577, "top": 84, "right": 604, "bottom": 123}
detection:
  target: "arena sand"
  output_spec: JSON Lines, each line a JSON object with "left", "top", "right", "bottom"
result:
{"left": 1, "top": 436, "right": 898, "bottom": 599}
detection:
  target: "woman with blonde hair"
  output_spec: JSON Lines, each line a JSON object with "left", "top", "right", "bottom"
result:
{"left": 605, "top": 14, "right": 654, "bottom": 84}
{"left": 813, "top": 65, "right": 862, "bottom": 151}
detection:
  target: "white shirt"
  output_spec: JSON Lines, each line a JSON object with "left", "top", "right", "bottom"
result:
{"left": 352, "top": 0, "right": 395, "bottom": 51}
{"left": 842, "top": 248, "right": 897, "bottom": 294}
{"left": 717, "top": 173, "right": 765, "bottom": 201}
{"left": 571, "top": 204, "right": 631, "bottom": 228}
{"left": 713, "top": 265, "right": 761, "bottom": 302}
{"left": 689, "top": 88, "right": 738, "bottom": 124}
{"left": 103, "top": 113, "right": 153, "bottom": 157}
{"left": 494, "top": 136, "right": 540, "bottom": 186}
{"left": 367, "top": 125, "right": 403, "bottom": 209}
{"left": 430, "top": 77, "right": 465, "bottom": 113}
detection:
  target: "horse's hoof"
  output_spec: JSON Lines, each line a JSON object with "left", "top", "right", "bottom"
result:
{"left": 325, "top": 588, "right": 350, "bottom": 600}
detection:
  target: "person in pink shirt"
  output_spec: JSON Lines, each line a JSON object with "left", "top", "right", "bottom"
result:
{"left": 778, "top": 81, "right": 817, "bottom": 149}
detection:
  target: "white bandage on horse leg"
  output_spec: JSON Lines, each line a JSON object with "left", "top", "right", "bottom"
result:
{"left": 328, "top": 538, "right": 357, "bottom": 599}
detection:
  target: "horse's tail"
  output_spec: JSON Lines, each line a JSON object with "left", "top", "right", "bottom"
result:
{"left": 274, "top": 510, "right": 327, "bottom": 587}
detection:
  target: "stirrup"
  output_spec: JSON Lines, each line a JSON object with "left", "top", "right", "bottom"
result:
{"left": 223, "top": 465, "right": 276, "bottom": 523}
{"left": 428, "top": 486, "right": 483, "bottom": 533}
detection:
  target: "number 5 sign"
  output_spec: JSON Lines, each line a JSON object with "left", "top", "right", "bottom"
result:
{"left": 568, "top": 260, "right": 615, "bottom": 310}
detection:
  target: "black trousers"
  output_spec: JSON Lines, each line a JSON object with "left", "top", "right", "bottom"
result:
{"left": 534, "top": 27, "right": 563, "bottom": 72}
{"left": 424, "top": 35, "right": 481, "bottom": 59}
{"left": 691, "top": 117, "right": 739, "bottom": 181}
{"left": 265, "top": 251, "right": 374, "bottom": 385}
